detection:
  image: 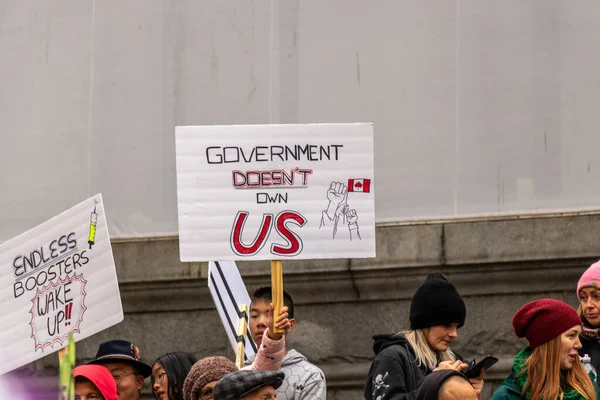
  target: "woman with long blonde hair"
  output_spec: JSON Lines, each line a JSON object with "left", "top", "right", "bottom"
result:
{"left": 364, "top": 273, "right": 485, "bottom": 399}
{"left": 492, "top": 299, "right": 600, "bottom": 400}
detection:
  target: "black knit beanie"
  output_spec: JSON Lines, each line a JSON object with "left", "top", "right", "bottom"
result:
{"left": 409, "top": 272, "right": 466, "bottom": 330}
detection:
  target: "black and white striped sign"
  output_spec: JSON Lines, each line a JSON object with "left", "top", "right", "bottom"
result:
{"left": 208, "top": 261, "right": 257, "bottom": 361}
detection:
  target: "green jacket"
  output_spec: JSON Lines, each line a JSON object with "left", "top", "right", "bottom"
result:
{"left": 492, "top": 373, "right": 600, "bottom": 400}
{"left": 490, "top": 373, "right": 525, "bottom": 400}
{"left": 491, "top": 347, "right": 600, "bottom": 400}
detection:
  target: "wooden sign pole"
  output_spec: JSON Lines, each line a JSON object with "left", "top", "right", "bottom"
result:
{"left": 271, "top": 260, "right": 284, "bottom": 335}
{"left": 235, "top": 304, "right": 248, "bottom": 369}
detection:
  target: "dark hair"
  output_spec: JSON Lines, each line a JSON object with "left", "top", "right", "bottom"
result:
{"left": 74, "top": 376, "right": 105, "bottom": 400}
{"left": 74, "top": 376, "right": 91, "bottom": 385}
{"left": 153, "top": 352, "right": 198, "bottom": 400}
{"left": 251, "top": 287, "right": 295, "bottom": 319}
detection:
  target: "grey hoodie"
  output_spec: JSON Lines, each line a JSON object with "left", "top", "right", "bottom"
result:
{"left": 277, "top": 349, "right": 326, "bottom": 400}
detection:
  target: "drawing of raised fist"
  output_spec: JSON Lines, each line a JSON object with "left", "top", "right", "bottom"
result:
{"left": 346, "top": 208, "right": 358, "bottom": 224}
{"left": 327, "top": 181, "right": 348, "bottom": 206}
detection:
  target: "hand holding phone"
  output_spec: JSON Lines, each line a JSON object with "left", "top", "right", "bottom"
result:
{"left": 463, "top": 355, "right": 498, "bottom": 379}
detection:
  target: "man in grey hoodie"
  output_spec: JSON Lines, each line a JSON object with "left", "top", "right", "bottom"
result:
{"left": 248, "top": 287, "right": 326, "bottom": 400}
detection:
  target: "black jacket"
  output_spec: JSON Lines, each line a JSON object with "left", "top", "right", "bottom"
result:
{"left": 580, "top": 334, "right": 600, "bottom": 375}
{"left": 364, "top": 334, "right": 431, "bottom": 400}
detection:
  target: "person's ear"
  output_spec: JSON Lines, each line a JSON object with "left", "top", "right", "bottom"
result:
{"left": 136, "top": 374, "right": 144, "bottom": 391}
{"left": 287, "top": 318, "right": 296, "bottom": 333}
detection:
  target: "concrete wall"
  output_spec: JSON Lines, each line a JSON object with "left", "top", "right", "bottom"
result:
{"left": 3, "top": 0, "right": 600, "bottom": 242}
{"left": 10, "top": 211, "right": 600, "bottom": 399}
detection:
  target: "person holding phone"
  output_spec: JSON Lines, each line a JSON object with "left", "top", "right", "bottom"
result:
{"left": 577, "top": 260, "right": 600, "bottom": 374}
{"left": 492, "top": 298, "right": 600, "bottom": 400}
{"left": 364, "top": 273, "right": 485, "bottom": 400}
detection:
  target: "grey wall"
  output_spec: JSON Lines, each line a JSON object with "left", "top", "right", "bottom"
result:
{"left": 3, "top": 0, "right": 600, "bottom": 242}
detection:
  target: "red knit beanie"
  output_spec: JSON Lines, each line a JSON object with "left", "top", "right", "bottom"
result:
{"left": 512, "top": 298, "right": 582, "bottom": 349}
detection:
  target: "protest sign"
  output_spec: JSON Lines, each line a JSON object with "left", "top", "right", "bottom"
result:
{"left": 176, "top": 123, "right": 376, "bottom": 261}
{"left": 208, "top": 261, "right": 257, "bottom": 361}
{"left": 0, "top": 194, "right": 123, "bottom": 375}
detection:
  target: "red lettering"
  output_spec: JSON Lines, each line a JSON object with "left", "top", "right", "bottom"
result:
{"left": 231, "top": 212, "right": 273, "bottom": 256}
{"left": 271, "top": 211, "right": 306, "bottom": 256}
{"left": 232, "top": 171, "right": 247, "bottom": 187}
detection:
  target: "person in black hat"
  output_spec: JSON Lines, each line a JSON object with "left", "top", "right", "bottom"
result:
{"left": 213, "top": 370, "right": 284, "bottom": 400}
{"left": 87, "top": 339, "right": 152, "bottom": 400}
{"left": 363, "top": 273, "right": 485, "bottom": 400}
{"left": 417, "top": 370, "right": 477, "bottom": 400}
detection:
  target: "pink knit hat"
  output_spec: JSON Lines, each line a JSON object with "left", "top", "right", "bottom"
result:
{"left": 577, "top": 260, "right": 600, "bottom": 295}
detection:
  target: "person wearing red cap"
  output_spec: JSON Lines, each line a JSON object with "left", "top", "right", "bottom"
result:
{"left": 74, "top": 365, "right": 118, "bottom": 400}
{"left": 491, "top": 298, "right": 600, "bottom": 400}
{"left": 577, "top": 260, "right": 600, "bottom": 375}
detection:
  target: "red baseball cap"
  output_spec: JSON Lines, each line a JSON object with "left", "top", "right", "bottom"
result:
{"left": 74, "top": 365, "right": 118, "bottom": 400}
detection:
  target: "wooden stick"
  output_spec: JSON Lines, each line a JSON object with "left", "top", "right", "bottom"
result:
{"left": 57, "top": 347, "right": 67, "bottom": 360}
{"left": 271, "top": 260, "right": 284, "bottom": 335}
{"left": 235, "top": 304, "right": 248, "bottom": 369}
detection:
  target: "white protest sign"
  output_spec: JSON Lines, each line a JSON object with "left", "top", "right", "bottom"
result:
{"left": 0, "top": 194, "right": 123, "bottom": 375}
{"left": 208, "top": 261, "right": 257, "bottom": 361}
{"left": 176, "top": 123, "right": 376, "bottom": 261}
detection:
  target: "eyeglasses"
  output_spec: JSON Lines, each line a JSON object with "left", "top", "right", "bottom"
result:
{"left": 151, "top": 371, "right": 167, "bottom": 386}
{"left": 75, "top": 393, "right": 102, "bottom": 400}
{"left": 112, "top": 371, "right": 138, "bottom": 382}
{"left": 199, "top": 387, "right": 214, "bottom": 400}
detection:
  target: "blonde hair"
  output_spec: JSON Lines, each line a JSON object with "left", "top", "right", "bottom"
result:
{"left": 521, "top": 335, "right": 596, "bottom": 400}
{"left": 401, "top": 329, "right": 456, "bottom": 371}
{"left": 578, "top": 304, "right": 584, "bottom": 319}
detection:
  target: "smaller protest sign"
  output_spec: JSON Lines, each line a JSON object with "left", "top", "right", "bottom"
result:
{"left": 0, "top": 194, "right": 123, "bottom": 375}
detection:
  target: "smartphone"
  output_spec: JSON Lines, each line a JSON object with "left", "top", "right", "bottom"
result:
{"left": 463, "top": 355, "right": 498, "bottom": 379}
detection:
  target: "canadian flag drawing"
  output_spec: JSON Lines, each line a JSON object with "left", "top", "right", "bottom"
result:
{"left": 348, "top": 178, "right": 371, "bottom": 193}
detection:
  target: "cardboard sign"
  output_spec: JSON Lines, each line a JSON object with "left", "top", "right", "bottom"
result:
{"left": 0, "top": 195, "right": 123, "bottom": 375}
{"left": 176, "top": 123, "right": 376, "bottom": 261}
{"left": 208, "top": 261, "right": 257, "bottom": 361}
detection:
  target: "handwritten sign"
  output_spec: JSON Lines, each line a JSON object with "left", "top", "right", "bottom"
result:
{"left": 176, "top": 123, "right": 376, "bottom": 261}
{"left": 0, "top": 194, "right": 123, "bottom": 375}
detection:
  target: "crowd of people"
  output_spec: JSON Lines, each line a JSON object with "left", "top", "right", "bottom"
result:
{"left": 74, "top": 287, "right": 325, "bottom": 400}
{"left": 73, "top": 260, "right": 600, "bottom": 400}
